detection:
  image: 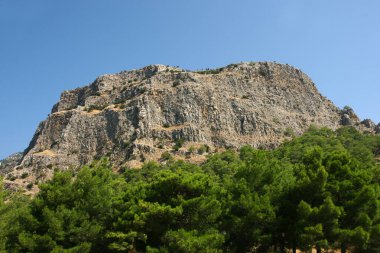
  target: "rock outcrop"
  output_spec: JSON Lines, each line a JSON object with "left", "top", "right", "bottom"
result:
{"left": 376, "top": 123, "right": 380, "bottom": 134}
{"left": 0, "top": 153, "right": 23, "bottom": 175}
{"left": 4, "top": 62, "right": 378, "bottom": 189}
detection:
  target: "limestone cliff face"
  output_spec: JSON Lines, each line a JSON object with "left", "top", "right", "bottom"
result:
{"left": 4, "top": 62, "right": 377, "bottom": 187}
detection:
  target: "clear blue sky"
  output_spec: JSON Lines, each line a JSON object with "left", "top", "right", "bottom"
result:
{"left": 1, "top": 0, "right": 379, "bottom": 159}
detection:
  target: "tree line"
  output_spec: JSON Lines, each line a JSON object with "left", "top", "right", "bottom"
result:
{"left": 1, "top": 126, "right": 380, "bottom": 253}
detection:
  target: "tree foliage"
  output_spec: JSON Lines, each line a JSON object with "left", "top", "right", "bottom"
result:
{"left": 1, "top": 126, "right": 379, "bottom": 252}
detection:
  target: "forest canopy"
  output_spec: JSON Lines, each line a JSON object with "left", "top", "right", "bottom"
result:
{"left": 1, "top": 126, "right": 380, "bottom": 253}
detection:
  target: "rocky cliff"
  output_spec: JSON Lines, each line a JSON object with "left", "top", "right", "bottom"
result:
{"left": 3, "top": 62, "right": 378, "bottom": 190}
{"left": 0, "top": 153, "right": 23, "bottom": 175}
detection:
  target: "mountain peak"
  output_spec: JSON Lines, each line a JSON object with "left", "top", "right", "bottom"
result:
{"left": 2, "top": 62, "right": 377, "bottom": 191}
